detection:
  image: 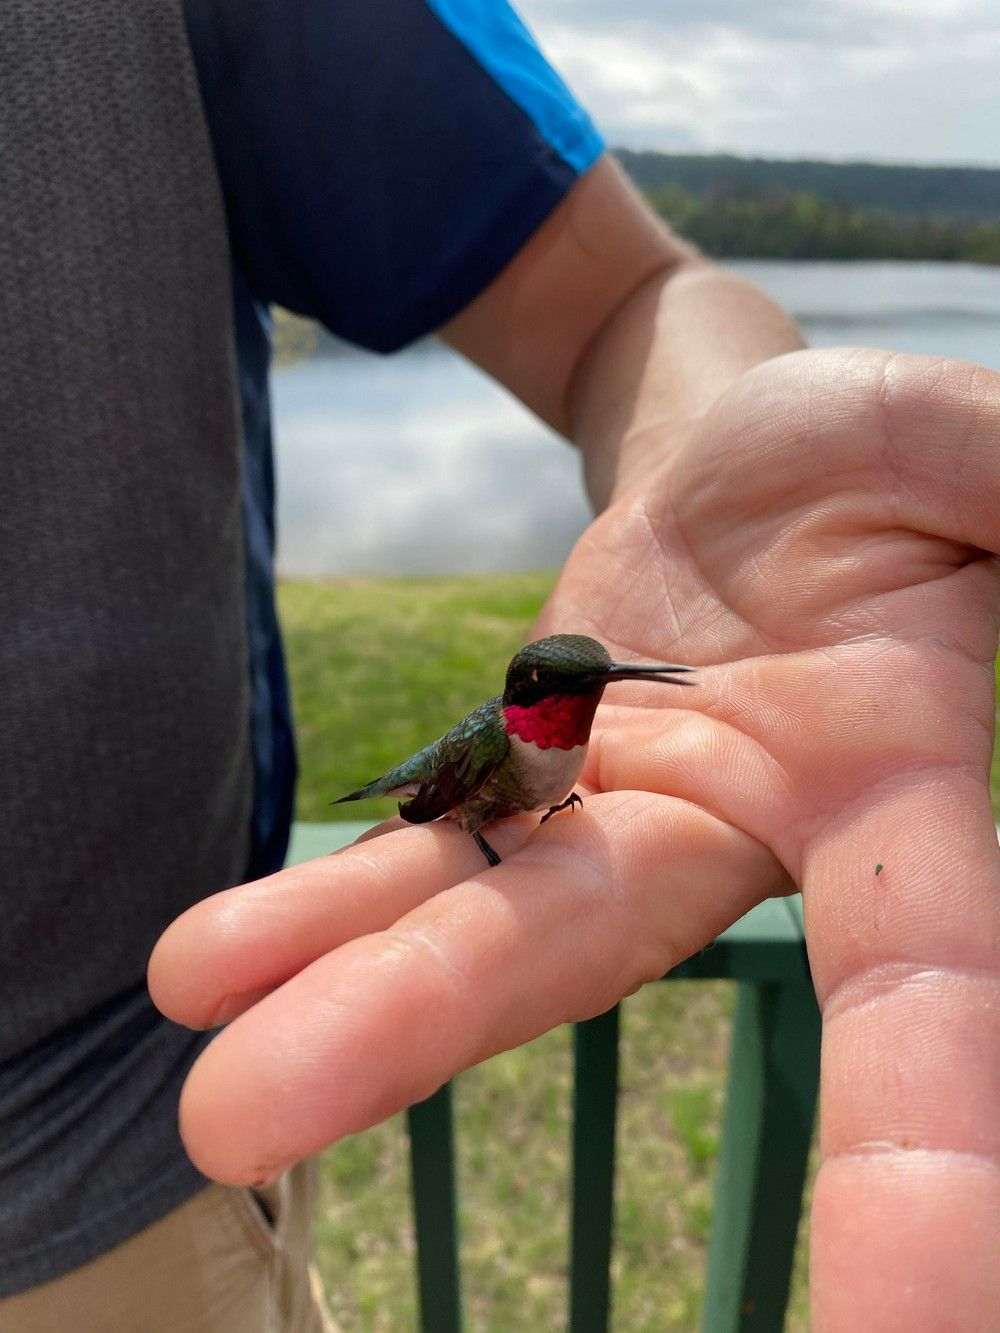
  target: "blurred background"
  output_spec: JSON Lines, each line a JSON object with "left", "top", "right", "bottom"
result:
{"left": 273, "top": 0, "right": 1000, "bottom": 582}
{"left": 277, "top": 2, "right": 1000, "bottom": 1326}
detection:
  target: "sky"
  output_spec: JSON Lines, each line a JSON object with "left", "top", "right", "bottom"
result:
{"left": 517, "top": 0, "right": 1000, "bottom": 166}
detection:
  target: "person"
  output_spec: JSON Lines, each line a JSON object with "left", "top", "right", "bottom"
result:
{"left": 2, "top": 1, "right": 997, "bottom": 1330}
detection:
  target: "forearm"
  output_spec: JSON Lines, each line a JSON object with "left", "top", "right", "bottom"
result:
{"left": 568, "top": 259, "right": 806, "bottom": 508}
{"left": 443, "top": 155, "right": 805, "bottom": 511}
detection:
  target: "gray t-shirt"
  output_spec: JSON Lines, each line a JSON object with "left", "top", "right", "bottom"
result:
{"left": 0, "top": 2, "right": 251, "bottom": 1294}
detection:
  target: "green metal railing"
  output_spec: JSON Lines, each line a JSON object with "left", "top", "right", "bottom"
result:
{"left": 289, "top": 822, "right": 821, "bottom": 1332}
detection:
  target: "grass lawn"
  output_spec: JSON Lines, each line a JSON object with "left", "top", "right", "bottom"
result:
{"left": 281, "top": 575, "right": 999, "bottom": 1331}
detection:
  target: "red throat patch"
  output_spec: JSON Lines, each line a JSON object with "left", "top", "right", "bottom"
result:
{"left": 503, "top": 694, "right": 600, "bottom": 750}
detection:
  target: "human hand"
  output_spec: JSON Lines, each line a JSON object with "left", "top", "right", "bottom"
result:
{"left": 149, "top": 348, "right": 1000, "bottom": 1331}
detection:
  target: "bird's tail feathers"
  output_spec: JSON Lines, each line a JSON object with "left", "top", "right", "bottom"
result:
{"left": 330, "top": 774, "right": 410, "bottom": 805}
{"left": 330, "top": 780, "right": 382, "bottom": 805}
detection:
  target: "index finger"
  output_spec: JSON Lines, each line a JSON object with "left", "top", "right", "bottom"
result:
{"left": 148, "top": 814, "right": 538, "bottom": 1030}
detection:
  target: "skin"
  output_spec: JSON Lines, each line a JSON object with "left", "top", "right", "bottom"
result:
{"left": 149, "top": 157, "right": 1000, "bottom": 1331}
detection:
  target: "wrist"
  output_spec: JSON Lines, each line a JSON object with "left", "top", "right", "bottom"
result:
{"left": 569, "top": 262, "right": 806, "bottom": 510}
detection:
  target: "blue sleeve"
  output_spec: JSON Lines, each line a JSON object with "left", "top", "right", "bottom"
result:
{"left": 183, "top": 0, "right": 604, "bottom": 353}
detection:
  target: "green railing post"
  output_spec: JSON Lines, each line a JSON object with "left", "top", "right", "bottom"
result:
{"left": 569, "top": 1004, "right": 621, "bottom": 1333}
{"left": 408, "top": 1082, "right": 462, "bottom": 1333}
{"left": 701, "top": 980, "right": 821, "bottom": 1332}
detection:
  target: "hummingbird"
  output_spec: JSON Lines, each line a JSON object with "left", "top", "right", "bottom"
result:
{"left": 333, "top": 634, "right": 696, "bottom": 868}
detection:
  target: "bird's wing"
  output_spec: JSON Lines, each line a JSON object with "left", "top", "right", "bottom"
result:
{"left": 398, "top": 701, "right": 508, "bottom": 825}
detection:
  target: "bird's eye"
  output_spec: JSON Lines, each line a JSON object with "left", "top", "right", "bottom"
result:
{"left": 529, "top": 669, "right": 539, "bottom": 683}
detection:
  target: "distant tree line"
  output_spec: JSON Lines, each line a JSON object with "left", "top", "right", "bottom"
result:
{"left": 614, "top": 149, "right": 1000, "bottom": 263}
{"left": 644, "top": 180, "right": 1000, "bottom": 264}
{"left": 617, "top": 150, "right": 1000, "bottom": 224}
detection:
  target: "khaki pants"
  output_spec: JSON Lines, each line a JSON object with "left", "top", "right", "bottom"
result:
{"left": 0, "top": 1160, "right": 337, "bottom": 1333}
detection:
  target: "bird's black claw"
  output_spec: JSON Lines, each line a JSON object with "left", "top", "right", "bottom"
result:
{"left": 540, "top": 791, "right": 584, "bottom": 824}
{"left": 473, "top": 831, "right": 502, "bottom": 867}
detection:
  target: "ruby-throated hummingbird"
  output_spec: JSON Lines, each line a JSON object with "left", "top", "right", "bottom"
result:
{"left": 333, "top": 634, "right": 696, "bottom": 868}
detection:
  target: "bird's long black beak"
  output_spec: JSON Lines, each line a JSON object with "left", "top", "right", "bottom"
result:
{"left": 597, "top": 661, "right": 697, "bottom": 687}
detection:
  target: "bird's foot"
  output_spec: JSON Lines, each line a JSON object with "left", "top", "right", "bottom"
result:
{"left": 473, "top": 830, "right": 502, "bottom": 868}
{"left": 540, "top": 791, "right": 584, "bottom": 824}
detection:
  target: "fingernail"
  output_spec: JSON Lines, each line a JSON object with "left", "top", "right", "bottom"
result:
{"left": 205, "top": 987, "right": 272, "bottom": 1029}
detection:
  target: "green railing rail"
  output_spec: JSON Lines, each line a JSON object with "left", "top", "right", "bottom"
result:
{"left": 289, "top": 822, "right": 821, "bottom": 1333}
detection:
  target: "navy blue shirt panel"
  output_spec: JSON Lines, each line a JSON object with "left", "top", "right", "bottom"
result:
{"left": 184, "top": 0, "right": 601, "bottom": 351}
{"left": 231, "top": 268, "right": 297, "bottom": 877}
{"left": 183, "top": 0, "right": 603, "bottom": 876}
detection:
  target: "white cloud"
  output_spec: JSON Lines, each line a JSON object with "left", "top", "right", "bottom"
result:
{"left": 517, "top": 0, "right": 1000, "bottom": 164}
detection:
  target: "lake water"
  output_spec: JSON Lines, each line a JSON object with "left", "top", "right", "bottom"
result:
{"left": 273, "top": 261, "right": 1000, "bottom": 576}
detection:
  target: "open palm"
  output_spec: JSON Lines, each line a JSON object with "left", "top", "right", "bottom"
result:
{"left": 150, "top": 348, "right": 1000, "bottom": 1332}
